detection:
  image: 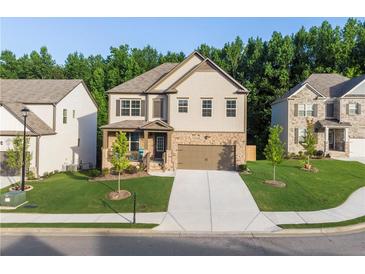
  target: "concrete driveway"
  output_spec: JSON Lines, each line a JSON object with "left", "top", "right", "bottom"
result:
{"left": 156, "top": 170, "right": 278, "bottom": 232}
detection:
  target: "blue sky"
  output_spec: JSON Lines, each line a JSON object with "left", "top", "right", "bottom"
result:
{"left": 0, "top": 17, "right": 361, "bottom": 64}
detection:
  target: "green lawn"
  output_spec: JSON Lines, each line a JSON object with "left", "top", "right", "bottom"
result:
{"left": 0, "top": 172, "right": 173, "bottom": 213}
{"left": 279, "top": 215, "right": 365, "bottom": 229}
{"left": 0, "top": 223, "right": 157, "bottom": 229}
{"left": 241, "top": 159, "right": 365, "bottom": 211}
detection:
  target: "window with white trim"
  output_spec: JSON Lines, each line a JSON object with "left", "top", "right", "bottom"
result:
{"left": 226, "top": 99, "right": 236, "bottom": 117}
{"left": 298, "top": 128, "right": 307, "bottom": 143}
{"left": 121, "top": 99, "right": 141, "bottom": 116}
{"left": 202, "top": 99, "right": 212, "bottom": 117}
{"left": 298, "top": 104, "right": 314, "bottom": 117}
{"left": 349, "top": 103, "right": 357, "bottom": 115}
{"left": 126, "top": 132, "right": 140, "bottom": 152}
{"left": 63, "top": 109, "right": 67, "bottom": 124}
{"left": 178, "top": 99, "right": 188, "bottom": 113}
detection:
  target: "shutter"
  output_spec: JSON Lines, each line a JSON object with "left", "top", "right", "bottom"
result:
{"left": 294, "top": 128, "right": 299, "bottom": 144}
{"left": 346, "top": 104, "right": 349, "bottom": 115}
{"left": 313, "top": 104, "right": 318, "bottom": 117}
{"left": 160, "top": 99, "right": 164, "bottom": 118}
{"left": 153, "top": 100, "right": 161, "bottom": 118}
{"left": 294, "top": 104, "right": 298, "bottom": 116}
{"left": 357, "top": 103, "right": 361, "bottom": 114}
{"left": 116, "top": 100, "right": 120, "bottom": 116}
{"left": 141, "top": 100, "right": 145, "bottom": 116}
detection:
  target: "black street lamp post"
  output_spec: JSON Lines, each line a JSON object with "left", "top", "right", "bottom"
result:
{"left": 21, "top": 106, "right": 30, "bottom": 191}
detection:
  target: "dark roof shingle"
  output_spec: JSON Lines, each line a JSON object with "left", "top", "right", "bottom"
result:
{"left": 1, "top": 102, "right": 55, "bottom": 135}
{"left": 107, "top": 63, "right": 178, "bottom": 94}
{"left": 0, "top": 79, "right": 83, "bottom": 103}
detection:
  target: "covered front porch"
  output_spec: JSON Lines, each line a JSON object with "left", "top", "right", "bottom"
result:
{"left": 318, "top": 120, "right": 351, "bottom": 157}
{"left": 100, "top": 120, "right": 173, "bottom": 171}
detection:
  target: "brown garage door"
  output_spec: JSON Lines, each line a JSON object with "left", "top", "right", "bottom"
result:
{"left": 177, "top": 145, "right": 235, "bottom": 170}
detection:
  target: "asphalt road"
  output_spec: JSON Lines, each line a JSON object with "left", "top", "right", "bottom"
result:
{"left": 1, "top": 231, "right": 365, "bottom": 255}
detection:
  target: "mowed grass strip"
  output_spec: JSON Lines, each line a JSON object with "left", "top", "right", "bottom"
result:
{"left": 279, "top": 215, "right": 365, "bottom": 229}
{"left": 1, "top": 172, "right": 174, "bottom": 213}
{"left": 241, "top": 159, "right": 365, "bottom": 211}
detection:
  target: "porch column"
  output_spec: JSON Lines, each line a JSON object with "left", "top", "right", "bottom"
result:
{"left": 345, "top": 128, "right": 349, "bottom": 142}
{"left": 324, "top": 127, "right": 329, "bottom": 154}
{"left": 102, "top": 129, "right": 108, "bottom": 149}
{"left": 144, "top": 130, "right": 149, "bottom": 153}
{"left": 167, "top": 131, "right": 172, "bottom": 150}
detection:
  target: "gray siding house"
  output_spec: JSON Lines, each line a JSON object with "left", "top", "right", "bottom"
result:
{"left": 271, "top": 73, "right": 365, "bottom": 158}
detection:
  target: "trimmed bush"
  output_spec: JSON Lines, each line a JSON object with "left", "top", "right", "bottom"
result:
{"left": 86, "top": 168, "right": 101, "bottom": 178}
{"left": 102, "top": 168, "right": 110, "bottom": 176}
{"left": 125, "top": 164, "right": 138, "bottom": 174}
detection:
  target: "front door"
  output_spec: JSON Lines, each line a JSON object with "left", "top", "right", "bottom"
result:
{"left": 154, "top": 134, "right": 166, "bottom": 160}
{"left": 329, "top": 129, "right": 335, "bottom": 150}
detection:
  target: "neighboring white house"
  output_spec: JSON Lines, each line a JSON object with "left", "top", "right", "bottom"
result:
{"left": 0, "top": 79, "right": 97, "bottom": 182}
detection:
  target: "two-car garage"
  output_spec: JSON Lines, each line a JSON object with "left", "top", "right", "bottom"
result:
{"left": 177, "top": 144, "right": 236, "bottom": 170}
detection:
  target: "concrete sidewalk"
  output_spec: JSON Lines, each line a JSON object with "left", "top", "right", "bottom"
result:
{"left": 263, "top": 187, "right": 365, "bottom": 225}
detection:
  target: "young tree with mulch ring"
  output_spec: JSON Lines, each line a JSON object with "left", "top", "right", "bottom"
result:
{"left": 300, "top": 119, "right": 317, "bottom": 170}
{"left": 110, "top": 131, "right": 130, "bottom": 199}
{"left": 264, "top": 125, "right": 285, "bottom": 186}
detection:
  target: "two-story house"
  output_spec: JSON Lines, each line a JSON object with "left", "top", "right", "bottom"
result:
{"left": 271, "top": 73, "right": 365, "bottom": 158}
{"left": 101, "top": 51, "right": 249, "bottom": 171}
{"left": 0, "top": 79, "right": 97, "bottom": 183}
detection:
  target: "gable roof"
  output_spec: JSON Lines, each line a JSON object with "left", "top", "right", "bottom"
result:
{"left": 140, "top": 120, "right": 173, "bottom": 130}
{"left": 0, "top": 79, "right": 85, "bottom": 104}
{"left": 105, "top": 51, "right": 249, "bottom": 95}
{"left": 144, "top": 51, "right": 205, "bottom": 93}
{"left": 280, "top": 74, "right": 349, "bottom": 100}
{"left": 166, "top": 58, "right": 249, "bottom": 93}
{"left": 332, "top": 75, "right": 365, "bottom": 97}
{"left": 1, "top": 102, "right": 55, "bottom": 135}
{"left": 107, "top": 63, "right": 178, "bottom": 94}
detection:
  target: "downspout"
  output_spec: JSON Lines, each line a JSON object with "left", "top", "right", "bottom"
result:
{"left": 36, "top": 136, "right": 40, "bottom": 177}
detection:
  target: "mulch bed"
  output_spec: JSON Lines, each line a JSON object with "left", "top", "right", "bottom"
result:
{"left": 263, "top": 180, "right": 286, "bottom": 188}
{"left": 89, "top": 171, "right": 149, "bottom": 182}
{"left": 9, "top": 185, "right": 33, "bottom": 192}
{"left": 107, "top": 190, "right": 132, "bottom": 200}
{"left": 301, "top": 167, "right": 319, "bottom": 173}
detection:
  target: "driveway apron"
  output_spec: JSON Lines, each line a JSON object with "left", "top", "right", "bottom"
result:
{"left": 156, "top": 170, "right": 278, "bottom": 232}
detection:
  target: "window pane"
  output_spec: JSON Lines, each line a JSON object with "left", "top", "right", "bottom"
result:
{"left": 226, "top": 100, "right": 236, "bottom": 108}
{"left": 349, "top": 103, "right": 357, "bottom": 115}
{"left": 131, "top": 108, "right": 140, "bottom": 116}
{"left": 178, "top": 99, "right": 188, "bottom": 113}
{"left": 130, "top": 132, "right": 139, "bottom": 142}
{"left": 131, "top": 100, "right": 140, "bottom": 108}
{"left": 202, "top": 100, "right": 212, "bottom": 108}
{"left": 327, "top": 103, "right": 334, "bottom": 117}
{"left": 202, "top": 109, "right": 212, "bottom": 117}
{"left": 121, "top": 109, "right": 130, "bottom": 116}
{"left": 227, "top": 109, "right": 236, "bottom": 117}
{"left": 130, "top": 142, "right": 139, "bottom": 151}
{"left": 122, "top": 100, "right": 130, "bottom": 108}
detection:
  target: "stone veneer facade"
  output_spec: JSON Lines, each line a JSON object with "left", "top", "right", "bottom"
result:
{"left": 287, "top": 87, "right": 326, "bottom": 154}
{"left": 165, "top": 131, "right": 246, "bottom": 171}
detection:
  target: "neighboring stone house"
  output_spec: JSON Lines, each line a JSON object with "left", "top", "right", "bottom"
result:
{"left": 271, "top": 73, "right": 365, "bottom": 158}
{"left": 0, "top": 79, "right": 97, "bottom": 180}
{"left": 101, "top": 51, "right": 249, "bottom": 171}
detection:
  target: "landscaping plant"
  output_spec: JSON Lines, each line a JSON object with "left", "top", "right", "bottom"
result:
{"left": 300, "top": 119, "right": 317, "bottom": 170}
{"left": 264, "top": 125, "right": 285, "bottom": 182}
{"left": 5, "top": 135, "right": 32, "bottom": 175}
{"left": 110, "top": 131, "right": 130, "bottom": 192}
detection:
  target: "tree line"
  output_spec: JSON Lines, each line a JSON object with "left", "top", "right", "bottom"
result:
{"left": 1, "top": 18, "right": 364, "bottom": 162}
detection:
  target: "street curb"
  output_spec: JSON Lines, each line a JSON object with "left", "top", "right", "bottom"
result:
{"left": 1, "top": 222, "right": 364, "bottom": 237}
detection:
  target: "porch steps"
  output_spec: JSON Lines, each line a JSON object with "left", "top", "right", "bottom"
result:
{"left": 149, "top": 161, "right": 164, "bottom": 172}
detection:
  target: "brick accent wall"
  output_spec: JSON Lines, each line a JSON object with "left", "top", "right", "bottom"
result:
{"left": 169, "top": 131, "right": 246, "bottom": 170}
